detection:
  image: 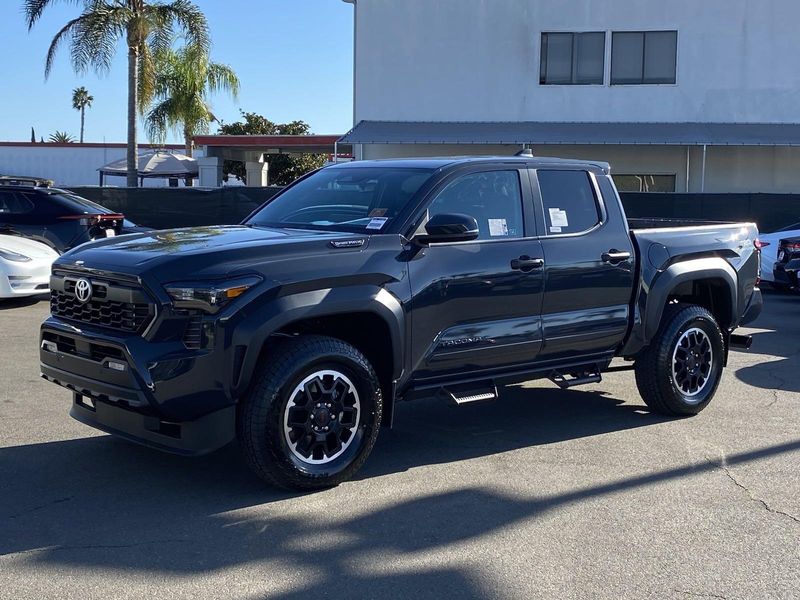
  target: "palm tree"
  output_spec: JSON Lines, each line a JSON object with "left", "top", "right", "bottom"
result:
{"left": 49, "top": 131, "right": 76, "bottom": 143}
{"left": 146, "top": 45, "right": 239, "bottom": 157}
{"left": 24, "top": 0, "right": 209, "bottom": 187}
{"left": 72, "top": 86, "right": 93, "bottom": 143}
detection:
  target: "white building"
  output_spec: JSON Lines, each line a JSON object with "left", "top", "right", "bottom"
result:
{"left": 340, "top": 0, "right": 800, "bottom": 193}
{"left": 0, "top": 142, "right": 188, "bottom": 187}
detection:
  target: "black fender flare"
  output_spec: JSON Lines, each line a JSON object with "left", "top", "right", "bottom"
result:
{"left": 624, "top": 257, "right": 737, "bottom": 355}
{"left": 230, "top": 284, "right": 405, "bottom": 398}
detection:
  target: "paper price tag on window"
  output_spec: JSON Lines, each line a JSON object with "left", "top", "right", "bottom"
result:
{"left": 366, "top": 217, "right": 389, "bottom": 230}
{"left": 488, "top": 218, "right": 509, "bottom": 237}
{"left": 548, "top": 208, "right": 569, "bottom": 228}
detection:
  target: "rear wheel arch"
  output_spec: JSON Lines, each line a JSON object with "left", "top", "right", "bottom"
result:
{"left": 644, "top": 259, "right": 738, "bottom": 341}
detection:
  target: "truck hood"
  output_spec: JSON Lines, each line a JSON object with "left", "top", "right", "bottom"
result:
{"left": 56, "top": 225, "right": 373, "bottom": 281}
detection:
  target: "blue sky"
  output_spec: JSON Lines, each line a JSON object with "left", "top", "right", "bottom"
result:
{"left": 0, "top": 0, "right": 354, "bottom": 143}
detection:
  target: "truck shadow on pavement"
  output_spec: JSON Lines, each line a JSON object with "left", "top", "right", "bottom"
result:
{"left": 3, "top": 387, "right": 797, "bottom": 598}
{"left": 0, "top": 294, "right": 48, "bottom": 310}
{"left": 734, "top": 290, "right": 800, "bottom": 392}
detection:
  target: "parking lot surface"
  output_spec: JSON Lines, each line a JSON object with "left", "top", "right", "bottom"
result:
{"left": 1, "top": 292, "right": 798, "bottom": 599}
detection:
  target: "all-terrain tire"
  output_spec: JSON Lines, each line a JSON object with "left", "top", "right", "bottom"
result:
{"left": 634, "top": 304, "right": 725, "bottom": 416}
{"left": 238, "top": 335, "right": 382, "bottom": 490}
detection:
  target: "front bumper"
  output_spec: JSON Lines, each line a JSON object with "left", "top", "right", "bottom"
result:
{"left": 40, "top": 316, "right": 237, "bottom": 455}
{"left": 68, "top": 392, "right": 234, "bottom": 456}
{"left": 0, "top": 259, "right": 51, "bottom": 298}
{"left": 772, "top": 262, "right": 795, "bottom": 287}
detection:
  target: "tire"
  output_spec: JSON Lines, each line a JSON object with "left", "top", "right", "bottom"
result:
{"left": 769, "top": 282, "right": 791, "bottom": 293}
{"left": 634, "top": 304, "right": 725, "bottom": 416}
{"left": 238, "top": 335, "right": 382, "bottom": 490}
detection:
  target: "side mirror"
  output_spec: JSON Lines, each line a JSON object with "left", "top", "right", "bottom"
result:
{"left": 416, "top": 213, "right": 480, "bottom": 245}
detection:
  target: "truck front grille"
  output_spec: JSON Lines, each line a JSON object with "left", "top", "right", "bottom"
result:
{"left": 49, "top": 270, "right": 156, "bottom": 335}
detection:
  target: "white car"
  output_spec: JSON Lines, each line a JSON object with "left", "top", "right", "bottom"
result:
{"left": 759, "top": 222, "right": 800, "bottom": 286}
{"left": 0, "top": 235, "right": 59, "bottom": 298}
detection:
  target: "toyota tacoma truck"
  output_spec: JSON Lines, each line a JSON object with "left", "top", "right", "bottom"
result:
{"left": 40, "top": 156, "right": 763, "bottom": 490}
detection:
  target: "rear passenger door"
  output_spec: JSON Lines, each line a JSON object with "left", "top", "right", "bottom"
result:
{"left": 532, "top": 169, "right": 635, "bottom": 361}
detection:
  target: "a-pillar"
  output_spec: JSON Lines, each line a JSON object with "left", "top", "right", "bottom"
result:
{"left": 197, "top": 156, "right": 223, "bottom": 188}
{"left": 246, "top": 160, "right": 269, "bottom": 187}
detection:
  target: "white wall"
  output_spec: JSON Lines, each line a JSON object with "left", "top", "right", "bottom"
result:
{"left": 353, "top": 0, "right": 800, "bottom": 124}
{"left": 0, "top": 144, "right": 190, "bottom": 187}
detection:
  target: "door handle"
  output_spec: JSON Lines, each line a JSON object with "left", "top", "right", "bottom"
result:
{"left": 511, "top": 256, "right": 544, "bottom": 271}
{"left": 602, "top": 250, "right": 632, "bottom": 263}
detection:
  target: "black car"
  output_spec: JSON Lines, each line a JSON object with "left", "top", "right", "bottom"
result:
{"left": 40, "top": 156, "right": 762, "bottom": 490}
{"left": 0, "top": 176, "right": 148, "bottom": 253}
{"left": 773, "top": 235, "right": 800, "bottom": 288}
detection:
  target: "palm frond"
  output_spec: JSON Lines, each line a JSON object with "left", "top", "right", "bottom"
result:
{"left": 151, "top": 0, "right": 210, "bottom": 52}
{"left": 66, "top": 4, "right": 130, "bottom": 75}
{"left": 145, "top": 97, "right": 178, "bottom": 143}
{"left": 23, "top": 0, "right": 82, "bottom": 31}
{"left": 206, "top": 62, "right": 240, "bottom": 99}
{"left": 44, "top": 15, "right": 84, "bottom": 77}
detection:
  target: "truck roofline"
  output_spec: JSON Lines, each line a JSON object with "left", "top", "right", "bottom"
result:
{"left": 329, "top": 156, "right": 611, "bottom": 174}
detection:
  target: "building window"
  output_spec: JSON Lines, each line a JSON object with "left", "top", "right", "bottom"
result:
{"left": 614, "top": 174, "right": 676, "bottom": 192}
{"left": 540, "top": 32, "right": 605, "bottom": 85}
{"left": 611, "top": 31, "right": 677, "bottom": 84}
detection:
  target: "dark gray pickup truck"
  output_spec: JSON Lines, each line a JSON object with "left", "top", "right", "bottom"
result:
{"left": 40, "top": 156, "right": 763, "bottom": 490}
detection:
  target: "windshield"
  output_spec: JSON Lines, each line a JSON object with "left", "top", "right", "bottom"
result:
{"left": 245, "top": 166, "right": 435, "bottom": 233}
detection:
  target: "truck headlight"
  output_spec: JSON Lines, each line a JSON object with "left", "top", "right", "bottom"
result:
{"left": 165, "top": 276, "right": 262, "bottom": 314}
{"left": 0, "top": 248, "right": 32, "bottom": 262}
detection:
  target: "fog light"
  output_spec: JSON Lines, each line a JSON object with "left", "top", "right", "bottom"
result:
{"left": 41, "top": 340, "right": 57, "bottom": 353}
{"left": 106, "top": 360, "right": 127, "bottom": 372}
{"left": 80, "top": 396, "right": 95, "bottom": 409}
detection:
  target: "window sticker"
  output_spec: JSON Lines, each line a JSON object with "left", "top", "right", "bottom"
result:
{"left": 548, "top": 207, "right": 569, "bottom": 228}
{"left": 488, "top": 218, "right": 509, "bottom": 237}
{"left": 366, "top": 217, "right": 389, "bottom": 230}
{"left": 549, "top": 226, "right": 562, "bottom": 233}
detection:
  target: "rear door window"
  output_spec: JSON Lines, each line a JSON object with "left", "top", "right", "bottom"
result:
{"left": 537, "top": 170, "right": 602, "bottom": 235}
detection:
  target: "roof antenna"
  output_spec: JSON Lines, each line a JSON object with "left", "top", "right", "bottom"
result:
{"left": 515, "top": 147, "right": 534, "bottom": 157}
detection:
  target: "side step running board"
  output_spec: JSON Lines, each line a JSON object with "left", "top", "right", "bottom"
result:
{"left": 549, "top": 369, "right": 602, "bottom": 389}
{"left": 440, "top": 382, "right": 498, "bottom": 405}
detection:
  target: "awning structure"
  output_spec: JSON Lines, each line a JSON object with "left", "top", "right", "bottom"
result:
{"left": 339, "top": 121, "right": 800, "bottom": 146}
{"left": 99, "top": 150, "right": 198, "bottom": 185}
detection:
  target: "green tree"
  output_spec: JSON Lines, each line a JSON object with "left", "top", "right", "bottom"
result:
{"left": 145, "top": 45, "right": 239, "bottom": 157}
{"left": 218, "top": 111, "right": 326, "bottom": 186}
{"left": 25, "top": 0, "right": 210, "bottom": 187}
{"left": 71, "top": 86, "right": 93, "bottom": 143}
{"left": 49, "top": 130, "right": 76, "bottom": 143}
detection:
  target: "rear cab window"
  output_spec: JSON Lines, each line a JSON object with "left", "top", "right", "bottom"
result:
{"left": 536, "top": 170, "right": 602, "bottom": 235}
{"left": 0, "top": 191, "right": 35, "bottom": 214}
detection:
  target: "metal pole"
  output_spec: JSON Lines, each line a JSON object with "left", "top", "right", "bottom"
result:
{"left": 334, "top": 141, "right": 338, "bottom": 164}
{"left": 700, "top": 144, "right": 707, "bottom": 192}
{"left": 685, "top": 146, "right": 690, "bottom": 192}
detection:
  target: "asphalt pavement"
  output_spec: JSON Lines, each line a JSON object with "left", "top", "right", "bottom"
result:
{"left": 0, "top": 292, "right": 798, "bottom": 599}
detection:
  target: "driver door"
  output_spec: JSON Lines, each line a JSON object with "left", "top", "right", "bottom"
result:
{"left": 407, "top": 168, "right": 545, "bottom": 382}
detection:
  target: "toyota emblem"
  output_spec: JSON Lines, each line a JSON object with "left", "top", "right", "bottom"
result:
{"left": 74, "top": 278, "right": 93, "bottom": 304}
